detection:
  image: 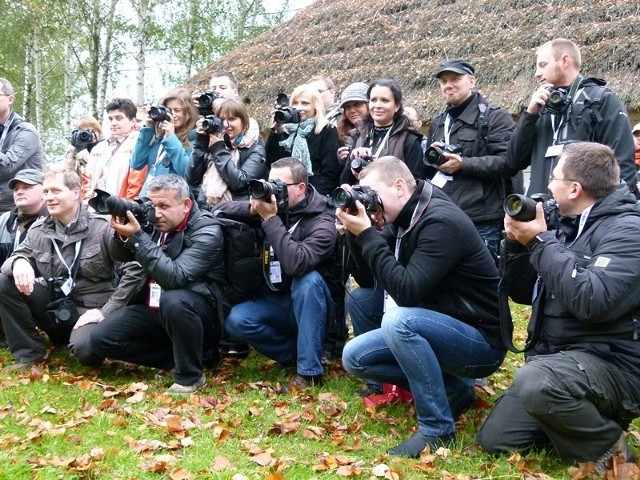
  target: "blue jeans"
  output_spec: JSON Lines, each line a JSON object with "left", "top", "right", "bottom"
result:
{"left": 343, "top": 307, "right": 505, "bottom": 437}
{"left": 348, "top": 287, "right": 384, "bottom": 337}
{"left": 224, "top": 271, "right": 333, "bottom": 377}
{"left": 474, "top": 220, "right": 501, "bottom": 261}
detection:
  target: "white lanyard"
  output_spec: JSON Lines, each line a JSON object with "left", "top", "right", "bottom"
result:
{"left": 443, "top": 114, "right": 453, "bottom": 145}
{"left": 51, "top": 239, "right": 82, "bottom": 279}
{"left": 371, "top": 127, "right": 393, "bottom": 160}
{"left": 153, "top": 145, "right": 167, "bottom": 171}
{"left": 550, "top": 87, "right": 584, "bottom": 145}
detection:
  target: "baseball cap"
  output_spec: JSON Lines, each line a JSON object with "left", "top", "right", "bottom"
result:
{"left": 633, "top": 123, "right": 640, "bottom": 134}
{"left": 339, "top": 82, "right": 369, "bottom": 109}
{"left": 8, "top": 169, "right": 44, "bottom": 189}
{"left": 435, "top": 58, "right": 476, "bottom": 78}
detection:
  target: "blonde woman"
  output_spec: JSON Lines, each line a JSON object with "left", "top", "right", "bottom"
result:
{"left": 266, "top": 84, "right": 339, "bottom": 196}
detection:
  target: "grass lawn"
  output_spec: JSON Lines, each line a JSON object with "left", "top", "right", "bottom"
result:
{"left": 0, "top": 302, "right": 637, "bottom": 479}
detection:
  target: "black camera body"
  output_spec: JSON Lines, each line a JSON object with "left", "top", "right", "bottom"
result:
{"left": 504, "top": 193, "right": 560, "bottom": 230}
{"left": 202, "top": 115, "right": 225, "bottom": 135}
{"left": 88, "top": 189, "right": 156, "bottom": 232}
{"left": 331, "top": 185, "right": 383, "bottom": 214}
{"left": 545, "top": 87, "right": 571, "bottom": 115}
{"left": 274, "top": 106, "right": 301, "bottom": 125}
{"left": 70, "top": 129, "right": 93, "bottom": 151}
{"left": 350, "top": 157, "right": 372, "bottom": 173}
{"left": 424, "top": 143, "right": 463, "bottom": 167}
{"left": 248, "top": 179, "right": 289, "bottom": 211}
{"left": 148, "top": 105, "right": 172, "bottom": 123}
{"left": 197, "top": 90, "right": 221, "bottom": 116}
{"left": 273, "top": 93, "right": 301, "bottom": 124}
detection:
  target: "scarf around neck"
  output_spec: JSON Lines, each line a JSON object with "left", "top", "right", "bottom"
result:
{"left": 279, "top": 118, "right": 315, "bottom": 175}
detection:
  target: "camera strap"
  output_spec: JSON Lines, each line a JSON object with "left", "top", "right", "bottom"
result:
{"left": 51, "top": 239, "right": 83, "bottom": 296}
{"left": 262, "top": 218, "right": 302, "bottom": 292}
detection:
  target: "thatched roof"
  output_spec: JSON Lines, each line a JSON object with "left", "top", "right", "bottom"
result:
{"left": 187, "top": 0, "right": 640, "bottom": 125}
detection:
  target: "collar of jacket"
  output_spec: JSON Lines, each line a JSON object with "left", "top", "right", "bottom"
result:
{"left": 42, "top": 204, "right": 92, "bottom": 242}
{"left": 446, "top": 92, "right": 483, "bottom": 127}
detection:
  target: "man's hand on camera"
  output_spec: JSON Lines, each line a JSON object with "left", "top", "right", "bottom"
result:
{"left": 110, "top": 211, "right": 141, "bottom": 238}
{"left": 438, "top": 153, "right": 463, "bottom": 174}
{"left": 250, "top": 196, "right": 277, "bottom": 221}
{"left": 74, "top": 309, "right": 104, "bottom": 329}
{"left": 336, "top": 201, "right": 373, "bottom": 236}
{"left": 12, "top": 257, "right": 35, "bottom": 295}
{"left": 504, "top": 203, "right": 547, "bottom": 245}
{"left": 527, "top": 85, "right": 552, "bottom": 115}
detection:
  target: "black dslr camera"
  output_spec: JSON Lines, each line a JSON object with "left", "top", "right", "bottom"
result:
{"left": 545, "top": 87, "right": 571, "bottom": 115}
{"left": 273, "top": 93, "right": 301, "bottom": 124}
{"left": 202, "top": 115, "right": 225, "bottom": 135}
{"left": 424, "top": 143, "right": 463, "bottom": 167}
{"left": 331, "top": 185, "right": 383, "bottom": 214}
{"left": 197, "top": 90, "right": 221, "bottom": 116}
{"left": 504, "top": 193, "right": 560, "bottom": 230}
{"left": 350, "top": 156, "right": 372, "bottom": 173}
{"left": 70, "top": 129, "right": 94, "bottom": 151}
{"left": 148, "top": 105, "right": 172, "bottom": 123}
{"left": 248, "top": 179, "right": 289, "bottom": 211}
{"left": 89, "top": 189, "right": 156, "bottom": 232}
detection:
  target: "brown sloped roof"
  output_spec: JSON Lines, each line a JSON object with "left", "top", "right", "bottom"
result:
{"left": 186, "top": 0, "right": 640, "bottom": 125}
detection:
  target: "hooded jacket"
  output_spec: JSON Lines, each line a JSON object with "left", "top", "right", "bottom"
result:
{"left": 505, "top": 184, "right": 640, "bottom": 375}
{"left": 347, "top": 179, "right": 505, "bottom": 350}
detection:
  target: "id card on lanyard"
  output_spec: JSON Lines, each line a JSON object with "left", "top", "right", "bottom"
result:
{"left": 51, "top": 239, "right": 82, "bottom": 296}
{"left": 147, "top": 233, "right": 167, "bottom": 309}
{"left": 431, "top": 114, "right": 454, "bottom": 188}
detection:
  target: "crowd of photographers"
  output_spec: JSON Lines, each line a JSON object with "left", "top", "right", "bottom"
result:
{"left": 1, "top": 36, "right": 640, "bottom": 474}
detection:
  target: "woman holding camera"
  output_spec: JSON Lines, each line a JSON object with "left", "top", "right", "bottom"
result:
{"left": 186, "top": 98, "right": 267, "bottom": 208}
{"left": 266, "top": 84, "right": 339, "bottom": 196}
{"left": 339, "top": 78, "right": 425, "bottom": 185}
{"left": 130, "top": 88, "right": 198, "bottom": 196}
{"left": 336, "top": 82, "right": 369, "bottom": 169}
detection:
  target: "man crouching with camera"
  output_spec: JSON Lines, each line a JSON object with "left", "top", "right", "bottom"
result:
{"left": 217, "top": 157, "right": 338, "bottom": 392}
{"left": 73, "top": 174, "right": 225, "bottom": 396}
{"left": 337, "top": 156, "right": 506, "bottom": 458}
{"left": 0, "top": 168, "right": 143, "bottom": 371}
{"left": 477, "top": 142, "right": 640, "bottom": 475}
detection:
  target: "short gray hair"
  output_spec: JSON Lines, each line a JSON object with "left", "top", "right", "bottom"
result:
{"left": 146, "top": 174, "right": 190, "bottom": 201}
{"left": 0, "top": 78, "right": 14, "bottom": 96}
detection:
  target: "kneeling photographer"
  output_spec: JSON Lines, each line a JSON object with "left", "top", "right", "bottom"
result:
{"left": 0, "top": 168, "right": 143, "bottom": 371}
{"left": 337, "top": 156, "right": 505, "bottom": 458}
{"left": 74, "top": 174, "right": 225, "bottom": 396}
{"left": 477, "top": 142, "right": 640, "bottom": 472}
{"left": 215, "top": 158, "right": 338, "bottom": 392}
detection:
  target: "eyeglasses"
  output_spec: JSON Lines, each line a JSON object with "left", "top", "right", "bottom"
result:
{"left": 285, "top": 182, "right": 302, "bottom": 186}
{"left": 549, "top": 173, "right": 574, "bottom": 182}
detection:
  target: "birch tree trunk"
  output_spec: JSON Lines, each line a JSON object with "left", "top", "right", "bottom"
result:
{"left": 33, "top": 25, "right": 44, "bottom": 132}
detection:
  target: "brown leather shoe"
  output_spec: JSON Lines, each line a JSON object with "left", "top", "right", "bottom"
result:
{"left": 279, "top": 374, "right": 322, "bottom": 393}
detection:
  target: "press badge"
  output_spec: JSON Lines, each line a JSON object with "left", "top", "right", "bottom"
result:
{"left": 148, "top": 280, "right": 162, "bottom": 309}
{"left": 431, "top": 171, "right": 451, "bottom": 188}
{"left": 60, "top": 277, "right": 75, "bottom": 296}
{"left": 384, "top": 291, "right": 398, "bottom": 312}
{"left": 545, "top": 144, "right": 564, "bottom": 157}
{"left": 269, "top": 246, "right": 282, "bottom": 284}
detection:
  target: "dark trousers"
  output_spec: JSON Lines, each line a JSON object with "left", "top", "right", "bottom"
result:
{"left": 84, "top": 289, "right": 219, "bottom": 385}
{"left": 0, "top": 274, "right": 68, "bottom": 362}
{"left": 476, "top": 351, "right": 640, "bottom": 464}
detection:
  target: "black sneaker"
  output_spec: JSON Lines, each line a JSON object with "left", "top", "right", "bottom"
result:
{"left": 220, "top": 342, "right": 250, "bottom": 359}
{"left": 355, "top": 384, "right": 384, "bottom": 397}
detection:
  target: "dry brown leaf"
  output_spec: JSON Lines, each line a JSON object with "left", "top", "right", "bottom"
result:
{"left": 336, "top": 464, "right": 361, "bottom": 476}
{"left": 168, "top": 467, "right": 191, "bottom": 479}
{"left": 211, "top": 456, "right": 232, "bottom": 471}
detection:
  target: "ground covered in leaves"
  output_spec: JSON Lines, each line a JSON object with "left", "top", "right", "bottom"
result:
{"left": 0, "top": 304, "right": 638, "bottom": 479}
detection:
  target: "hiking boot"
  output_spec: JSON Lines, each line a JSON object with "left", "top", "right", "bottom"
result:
{"left": 165, "top": 374, "right": 206, "bottom": 396}
{"left": 594, "top": 433, "right": 636, "bottom": 476}
{"left": 449, "top": 386, "right": 477, "bottom": 420}
{"left": 279, "top": 374, "right": 322, "bottom": 393}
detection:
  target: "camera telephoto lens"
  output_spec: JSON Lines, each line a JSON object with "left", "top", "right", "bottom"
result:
{"left": 504, "top": 194, "right": 537, "bottom": 222}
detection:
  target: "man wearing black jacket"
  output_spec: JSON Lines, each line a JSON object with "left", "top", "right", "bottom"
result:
{"left": 507, "top": 38, "right": 637, "bottom": 197}
{"left": 74, "top": 174, "right": 225, "bottom": 396}
{"left": 477, "top": 142, "right": 640, "bottom": 475}
{"left": 427, "top": 58, "right": 517, "bottom": 258}
{"left": 337, "top": 156, "right": 506, "bottom": 458}
{"left": 220, "top": 157, "right": 338, "bottom": 391}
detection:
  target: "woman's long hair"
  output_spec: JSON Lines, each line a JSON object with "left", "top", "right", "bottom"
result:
{"left": 290, "top": 84, "right": 326, "bottom": 134}
{"left": 159, "top": 88, "right": 198, "bottom": 148}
